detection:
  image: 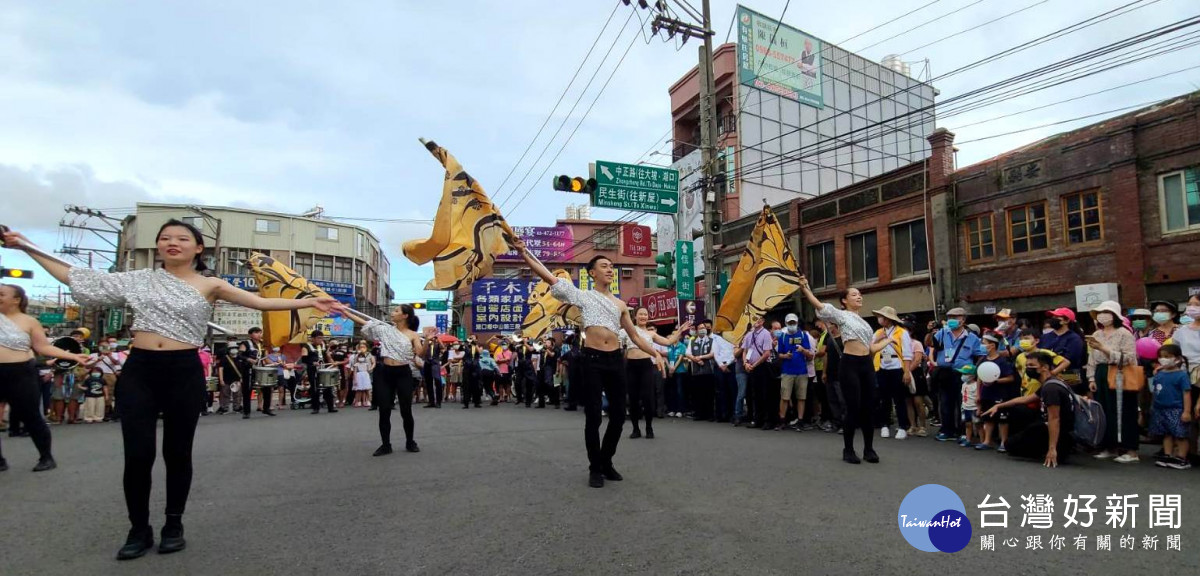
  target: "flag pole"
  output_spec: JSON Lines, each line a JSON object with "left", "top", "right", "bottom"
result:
{"left": 4, "top": 226, "right": 236, "bottom": 334}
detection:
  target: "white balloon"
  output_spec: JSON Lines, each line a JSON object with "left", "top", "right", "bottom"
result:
{"left": 977, "top": 361, "right": 1001, "bottom": 384}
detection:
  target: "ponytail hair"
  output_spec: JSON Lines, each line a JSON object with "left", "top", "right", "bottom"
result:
{"left": 157, "top": 219, "right": 208, "bottom": 271}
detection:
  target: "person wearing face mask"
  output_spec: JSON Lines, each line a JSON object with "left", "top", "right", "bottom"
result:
{"left": 993, "top": 309, "right": 1020, "bottom": 359}
{"left": 776, "top": 313, "right": 814, "bottom": 432}
{"left": 1039, "top": 308, "right": 1086, "bottom": 395}
{"left": 1085, "top": 300, "right": 1139, "bottom": 463}
{"left": 871, "top": 307, "right": 912, "bottom": 440}
{"left": 1148, "top": 300, "right": 1179, "bottom": 345}
{"left": 492, "top": 342, "right": 512, "bottom": 405}
{"left": 1128, "top": 309, "right": 1153, "bottom": 339}
{"left": 1149, "top": 344, "right": 1193, "bottom": 469}
{"left": 79, "top": 369, "right": 109, "bottom": 423}
{"left": 1170, "top": 295, "right": 1200, "bottom": 461}
{"left": 686, "top": 322, "right": 715, "bottom": 424}
{"left": 981, "top": 352, "right": 1074, "bottom": 468}
{"left": 930, "top": 308, "right": 982, "bottom": 443}
{"left": 447, "top": 343, "right": 465, "bottom": 404}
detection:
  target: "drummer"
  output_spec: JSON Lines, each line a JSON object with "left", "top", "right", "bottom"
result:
{"left": 302, "top": 330, "right": 338, "bottom": 414}
{"left": 238, "top": 327, "right": 275, "bottom": 417}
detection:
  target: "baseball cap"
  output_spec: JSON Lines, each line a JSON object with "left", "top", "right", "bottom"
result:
{"left": 1046, "top": 307, "right": 1076, "bottom": 323}
{"left": 956, "top": 364, "right": 977, "bottom": 375}
{"left": 785, "top": 313, "right": 799, "bottom": 324}
{"left": 946, "top": 307, "right": 968, "bottom": 317}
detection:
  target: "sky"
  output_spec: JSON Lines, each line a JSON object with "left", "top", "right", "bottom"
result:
{"left": 2, "top": 0, "right": 1197, "bottom": 306}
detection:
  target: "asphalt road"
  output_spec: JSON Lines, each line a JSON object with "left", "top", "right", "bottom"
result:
{"left": 3, "top": 401, "right": 1198, "bottom": 575}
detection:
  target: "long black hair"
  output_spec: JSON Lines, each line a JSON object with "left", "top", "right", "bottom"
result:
{"left": 399, "top": 303, "right": 420, "bottom": 331}
{"left": 157, "top": 218, "right": 208, "bottom": 272}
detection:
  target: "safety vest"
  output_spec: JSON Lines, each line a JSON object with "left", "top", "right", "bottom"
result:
{"left": 872, "top": 327, "right": 909, "bottom": 372}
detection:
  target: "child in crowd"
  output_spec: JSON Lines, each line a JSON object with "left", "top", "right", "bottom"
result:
{"left": 78, "top": 370, "right": 108, "bottom": 423}
{"left": 958, "top": 364, "right": 979, "bottom": 448}
{"left": 1151, "top": 345, "right": 1192, "bottom": 470}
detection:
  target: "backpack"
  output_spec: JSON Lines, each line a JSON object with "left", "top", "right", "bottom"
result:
{"left": 1045, "top": 379, "right": 1105, "bottom": 449}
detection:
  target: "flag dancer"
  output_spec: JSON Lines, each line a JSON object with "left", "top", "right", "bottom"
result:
{"left": 345, "top": 305, "right": 425, "bottom": 456}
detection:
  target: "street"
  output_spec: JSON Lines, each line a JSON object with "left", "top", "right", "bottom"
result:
{"left": 3, "top": 402, "right": 1198, "bottom": 575}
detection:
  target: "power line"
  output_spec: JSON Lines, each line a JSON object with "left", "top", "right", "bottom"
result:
{"left": 753, "top": 0, "right": 791, "bottom": 77}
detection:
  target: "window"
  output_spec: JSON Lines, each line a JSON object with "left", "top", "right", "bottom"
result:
{"left": 621, "top": 268, "right": 633, "bottom": 279}
{"left": 294, "top": 253, "right": 313, "bottom": 279}
{"left": 965, "top": 214, "right": 995, "bottom": 262}
{"left": 335, "top": 258, "right": 353, "bottom": 284}
{"left": 1159, "top": 170, "right": 1200, "bottom": 233}
{"left": 313, "top": 255, "right": 333, "bottom": 281}
{"left": 1007, "top": 203, "right": 1048, "bottom": 254}
{"left": 255, "top": 219, "right": 280, "bottom": 234}
{"left": 595, "top": 228, "right": 618, "bottom": 251}
{"left": 317, "top": 226, "right": 339, "bottom": 241}
{"left": 846, "top": 231, "right": 878, "bottom": 284}
{"left": 890, "top": 219, "right": 929, "bottom": 277}
{"left": 354, "top": 262, "right": 364, "bottom": 287}
{"left": 644, "top": 273, "right": 654, "bottom": 290}
{"left": 1062, "top": 190, "right": 1103, "bottom": 245}
{"left": 181, "top": 216, "right": 203, "bottom": 230}
{"left": 224, "top": 248, "right": 250, "bottom": 275}
{"left": 806, "top": 242, "right": 836, "bottom": 289}
{"left": 357, "top": 233, "right": 365, "bottom": 258}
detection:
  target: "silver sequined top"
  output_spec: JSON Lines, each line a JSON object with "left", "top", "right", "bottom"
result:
{"left": 0, "top": 313, "right": 31, "bottom": 352}
{"left": 816, "top": 303, "right": 874, "bottom": 345}
{"left": 620, "top": 326, "right": 656, "bottom": 352}
{"left": 69, "top": 267, "right": 213, "bottom": 348}
{"left": 362, "top": 320, "right": 414, "bottom": 364}
{"left": 550, "top": 280, "right": 622, "bottom": 335}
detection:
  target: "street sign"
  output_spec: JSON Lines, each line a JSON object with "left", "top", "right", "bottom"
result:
{"left": 38, "top": 312, "right": 64, "bottom": 325}
{"left": 427, "top": 300, "right": 448, "bottom": 312}
{"left": 456, "top": 324, "right": 466, "bottom": 341}
{"left": 105, "top": 309, "right": 124, "bottom": 335}
{"left": 676, "top": 240, "right": 695, "bottom": 300}
{"left": 435, "top": 314, "right": 449, "bottom": 333}
{"left": 592, "top": 160, "right": 679, "bottom": 214}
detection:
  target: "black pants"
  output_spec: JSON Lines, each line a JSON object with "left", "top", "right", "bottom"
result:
{"left": 308, "top": 368, "right": 336, "bottom": 412}
{"left": 0, "top": 360, "right": 52, "bottom": 463}
{"left": 241, "top": 382, "right": 273, "bottom": 415}
{"left": 749, "top": 364, "right": 774, "bottom": 426}
{"left": 374, "top": 364, "right": 415, "bottom": 446}
{"left": 481, "top": 371, "right": 496, "bottom": 401}
{"left": 626, "top": 358, "right": 656, "bottom": 429}
{"left": 117, "top": 349, "right": 205, "bottom": 529}
{"left": 581, "top": 348, "right": 626, "bottom": 473}
{"left": 463, "top": 369, "right": 482, "bottom": 407}
{"left": 537, "top": 370, "right": 556, "bottom": 408}
{"left": 565, "top": 362, "right": 580, "bottom": 410}
{"left": 691, "top": 372, "right": 715, "bottom": 421}
{"left": 1006, "top": 415, "right": 1073, "bottom": 463}
{"left": 715, "top": 369, "right": 735, "bottom": 421}
{"left": 935, "top": 367, "right": 962, "bottom": 437}
{"left": 424, "top": 368, "right": 443, "bottom": 406}
{"left": 520, "top": 371, "right": 536, "bottom": 407}
{"left": 875, "top": 368, "right": 910, "bottom": 430}
{"left": 838, "top": 354, "right": 876, "bottom": 453}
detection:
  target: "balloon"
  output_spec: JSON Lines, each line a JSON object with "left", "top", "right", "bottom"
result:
{"left": 977, "top": 361, "right": 1001, "bottom": 384}
{"left": 1135, "top": 337, "right": 1161, "bottom": 360}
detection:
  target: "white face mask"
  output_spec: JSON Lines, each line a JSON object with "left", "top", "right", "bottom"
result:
{"left": 1158, "top": 358, "right": 1177, "bottom": 368}
{"left": 996, "top": 321, "right": 1009, "bottom": 332}
{"left": 786, "top": 324, "right": 798, "bottom": 334}
{"left": 1096, "top": 313, "right": 1114, "bottom": 327}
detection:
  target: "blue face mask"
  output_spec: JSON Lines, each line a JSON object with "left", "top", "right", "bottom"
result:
{"left": 947, "top": 319, "right": 962, "bottom": 330}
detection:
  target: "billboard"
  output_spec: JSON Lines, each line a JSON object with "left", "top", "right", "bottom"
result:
{"left": 316, "top": 315, "right": 355, "bottom": 337}
{"left": 212, "top": 303, "right": 264, "bottom": 335}
{"left": 498, "top": 226, "right": 574, "bottom": 262}
{"left": 471, "top": 278, "right": 539, "bottom": 334}
{"left": 736, "top": 4, "right": 824, "bottom": 108}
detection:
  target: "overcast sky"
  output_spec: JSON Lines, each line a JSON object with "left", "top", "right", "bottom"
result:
{"left": 2, "top": 0, "right": 1197, "bottom": 304}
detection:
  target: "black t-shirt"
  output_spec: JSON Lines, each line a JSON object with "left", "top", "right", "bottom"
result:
{"left": 84, "top": 377, "right": 106, "bottom": 397}
{"left": 219, "top": 355, "right": 242, "bottom": 383}
{"left": 1037, "top": 378, "right": 1075, "bottom": 431}
{"left": 824, "top": 334, "right": 842, "bottom": 382}
{"left": 331, "top": 350, "right": 347, "bottom": 365}
{"left": 303, "top": 344, "right": 327, "bottom": 368}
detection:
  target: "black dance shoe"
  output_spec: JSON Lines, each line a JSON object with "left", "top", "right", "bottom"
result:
{"left": 117, "top": 526, "right": 154, "bottom": 560}
{"left": 863, "top": 450, "right": 880, "bottom": 464}
{"left": 32, "top": 457, "right": 56, "bottom": 472}
{"left": 842, "top": 449, "right": 861, "bottom": 464}
{"left": 602, "top": 467, "right": 624, "bottom": 481}
{"left": 158, "top": 521, "right": 186, "bottom": 554}
{"left": 588, "top": 472, "right": 605, "bottom": 488}
{"left": 406, "top": 440, "right": 420, "bottom": 453}
{"left": 373, "top": 444, "right": 393, "bottom": 457}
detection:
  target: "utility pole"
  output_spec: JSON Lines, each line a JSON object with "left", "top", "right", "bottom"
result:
{"left": 630, "top": 0, "right": 718, "bottom": 317}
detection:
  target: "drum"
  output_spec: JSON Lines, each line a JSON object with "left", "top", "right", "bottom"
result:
{"left": 317, "top": 368, "right": 339, "bottom": 389}
{"left": 206, "top": 376, "right": 219, "bottom": 392}
{"left": 253, "top": 365, "right": 278, "bottom": 388}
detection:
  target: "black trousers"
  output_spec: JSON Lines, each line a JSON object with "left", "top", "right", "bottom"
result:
{"left": 423, "top": 367, "right": 443, "bottom": 406}
{"left": 935, "top": 367, "right": 962, "bottom": 437}
{"left": 117, "top": 349, "right": 205, "bottom": 529}
{"left": 581, "top": 348, "right": 626, "bottom": 473}
{"left": 838, "top": 354, "right": 876, "bottom": 453}
{"left": 749, "top": 364, "right": 774, "bottom": 426}
{"left": 875, "top": 368, "right": 910, "bottom": 430}
{"left": 1006, "top": 413, "right": 1073, "bottom": 463}
{"left": 715, "top": 369, "right": 735, "bottom": 422}
{"left": 626, "top": 358, "right": 656, "bottom": 429}
{"left": 565, "top": 362, "right": 580, "bottom": 409}
{"left": 691, "top": 372, "right": 715, "bottom": 421}
{"left": 241, "top": 382, "right": 273, "bottom": 415}
{"left": 308, "top": 368, "right": 336, "bottom": 412}
{"left": 520, "top": 371, "right": 536, "bottom": 407}
{"left": 537, "top": 369, "right": 557, "bottom": 408}
{"left": 0, "top": 360, "right": 53, "bottom": 462}
{"left": 375, "top": 364, "right": 415, "bottom": 446}
{"left": 480, "top": 370, "right": 496, "bottom": 400}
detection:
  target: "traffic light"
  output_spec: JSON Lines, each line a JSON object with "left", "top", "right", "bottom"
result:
{"left": 552, "top": 175, "right": 597, "bottom": 194}
{"left": 411, "top": 302, "right": 426, "bottom": 310}
{"left": 654, "top": 252, "right": 675, "bottom": 290}
{"left": 0, "top": 267, "right": 33, "bottom": 279}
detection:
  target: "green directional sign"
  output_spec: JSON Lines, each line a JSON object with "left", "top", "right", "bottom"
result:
{"left": 456, "top": 324, "right": 466, "bottom": 341}
{"left": 676, "top": 240, "right": 695, "bottom": 300}
{"left": 106, "top": 308, "right": 125, "bottom": 335}
{"left": 427, "top": 300, "right": 448, "bottom": 312}
{"left": 39, "top": 312, "right": 65, "bottom": 325}
{"left": 592, "top": 160, "right": 679, "bottom": 214}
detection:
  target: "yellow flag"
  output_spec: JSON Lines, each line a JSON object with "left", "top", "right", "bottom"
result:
{"left": 714, "top": 206, "right": 801, "bottom": 346}
{"left": 403, "top": 140, "right": 517, "bottom": 291}
{"left": 520, "top": 269, "right": 582, "bottom": 340}
{"left": 246, "top": 252, "right": 333, "bottom": 348}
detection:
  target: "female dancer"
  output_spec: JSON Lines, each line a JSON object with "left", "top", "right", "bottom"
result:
{"left": 2, "top": 220, "right": 340, "bottom": 559}
{"left": 798, "top": 276, "right": 894, "bottom": 464}
{"left": 350, "top": 341, "right": 375, "bottom": 407}
{"left": 518, "top": 241, "right": 661, "bottom": 488}
{"left": 0, "top": 284, "right": 90, "bottom": 472}
{"left": 625, "top": 307, "right": 689, "bottom": 439}
{"left": 347, "top": 304, "right": 424, "bottom": 456}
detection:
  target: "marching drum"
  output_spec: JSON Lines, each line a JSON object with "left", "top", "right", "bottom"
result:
{"left": 253, "top": 365, "right": 278, "bottom": 388}
{"left": 205, "top": 376, "right": 219, "bottom": 392}
{"left": 317, "top": 368, "right": 340, "bottom": 389}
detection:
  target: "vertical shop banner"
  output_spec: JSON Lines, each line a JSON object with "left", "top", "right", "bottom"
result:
{"left": 498, "top": 226, "right": 574, "bottom": 262}
{"left": 621, "top": 224, "right": 652, "bottom": 258}
{"left": 736, "top": 4, "right": 823, "bottom": 108}
{"left": 471, "top": 278, "right": 537, "bottom": 333}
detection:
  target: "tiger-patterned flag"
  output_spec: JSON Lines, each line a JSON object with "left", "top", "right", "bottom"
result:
{"left": 521, "top": 269, "right": 582, "bottom": 340}
{"left": 403, "top": 140, "right": 518, "bottom": 291}
{"left": 246, "top": 252, "right": 334, "bottom": 348}
{"left": 713, "top": 206, "right": 801, "bottom": 346}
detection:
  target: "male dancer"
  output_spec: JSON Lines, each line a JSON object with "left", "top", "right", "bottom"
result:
{"left": 302, "top": 330, "right": 337, "bottom": 414}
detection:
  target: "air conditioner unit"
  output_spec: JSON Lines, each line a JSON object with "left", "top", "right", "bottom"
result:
{"left": 621, "top": 268, "right": 633, "bottom": 279}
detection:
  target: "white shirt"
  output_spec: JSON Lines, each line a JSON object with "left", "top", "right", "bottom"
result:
{"left": 89, "top": 352, "right": 124, "bottom": 374}
{"left": 876, "top": 327, "right": 914, "bottom": 371}
{"left": 711, "top": 334, "right": 735, "bottom": 367}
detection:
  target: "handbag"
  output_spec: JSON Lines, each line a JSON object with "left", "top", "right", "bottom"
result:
{"left": 1106, "top": 354, "right": 1145, "bottom": 392}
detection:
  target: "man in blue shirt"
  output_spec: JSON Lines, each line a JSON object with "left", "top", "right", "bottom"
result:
{"left": 776, "top": 313, "right": 814, "bottom": 431}
{"left": 932, "top": 307, "right": 982, "bottom": 442}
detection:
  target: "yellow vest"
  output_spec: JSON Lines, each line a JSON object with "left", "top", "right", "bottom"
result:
{"left": 873, "top": 327, "right": 908, "bottom": 371}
